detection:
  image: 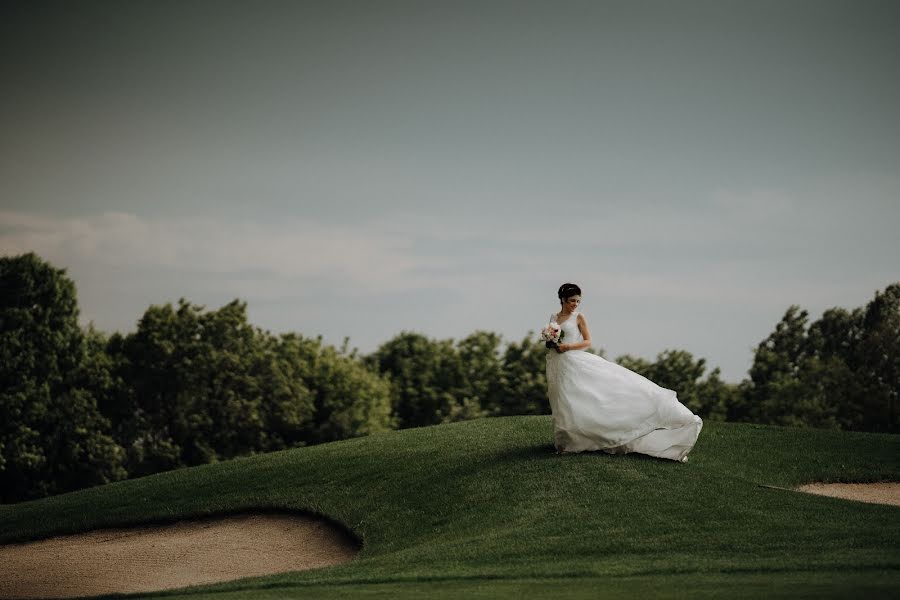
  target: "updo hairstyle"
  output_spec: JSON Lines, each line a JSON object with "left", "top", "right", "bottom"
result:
{"left": 557, "top": 283, "right": 582, "bottom": 301}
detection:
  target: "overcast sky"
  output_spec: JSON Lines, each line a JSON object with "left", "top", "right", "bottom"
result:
{"left": 2, "top": 0, "right": 898, "bottom": 381}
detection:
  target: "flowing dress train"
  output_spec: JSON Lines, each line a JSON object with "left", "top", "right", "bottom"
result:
{"left": 546, "top": 311, "right": 702, "bottom": 461}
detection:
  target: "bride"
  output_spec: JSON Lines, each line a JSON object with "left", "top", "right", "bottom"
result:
{"left": 545, "top": 283, "right": 703, "bottom": 462}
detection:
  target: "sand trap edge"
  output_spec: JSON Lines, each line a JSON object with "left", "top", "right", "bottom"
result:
{"left": 792, "top": 481, "right": 900, "bottom": 507}
{"left": 0, "top": 507, "right": 363, "bottom": 548}
{"left": 0, "top": 510, "right": 363, "bottom": 600}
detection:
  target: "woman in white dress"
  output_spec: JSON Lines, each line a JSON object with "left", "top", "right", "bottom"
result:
{"left": 546, "top": 283, "right": 702, "bottom": 462}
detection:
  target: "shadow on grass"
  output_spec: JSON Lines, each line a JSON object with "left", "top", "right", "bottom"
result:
{"left": 487, "top": 442, "right": 679, "bottom": 466}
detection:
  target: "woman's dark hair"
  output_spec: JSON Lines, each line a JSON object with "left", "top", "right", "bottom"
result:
{"left": 558, "top": 283, "right": 582, "bottom": 300}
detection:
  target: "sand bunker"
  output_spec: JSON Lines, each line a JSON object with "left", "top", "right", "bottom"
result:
{"left": 795, "top": 482, "right": 900, "bottom": 507}
{"left": 0, "top": 513, "right": 359, "bottom": 599}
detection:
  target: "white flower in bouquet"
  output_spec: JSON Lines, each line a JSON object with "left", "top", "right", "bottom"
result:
{"left": 541, "top": 323, "right": 564, "bottom": 348}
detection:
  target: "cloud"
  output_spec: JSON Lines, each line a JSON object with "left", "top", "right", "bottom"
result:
{"left": 0, "top": 211, "right": 424, "bottom": 293}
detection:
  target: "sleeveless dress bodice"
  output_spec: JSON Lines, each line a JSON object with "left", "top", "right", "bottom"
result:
{"left": 544, "top": 309, "right": 702, "bottom": 461}
{"left": 550, "top": 312, "right": 584, "bottom": 348}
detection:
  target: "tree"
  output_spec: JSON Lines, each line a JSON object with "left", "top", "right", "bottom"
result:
{"left": 0, "top": 253, "right": 125, "bottom": 502}
{"left": 107, "top": 299, "right": 322, "bottom": 475}
{"left": 366, "top": 332, "right": 471, "bottom": 428}
{"left": 107, "top": 302, "right": 395, "bottom": 477}
{"left": 740, "top": 306, "right": 817, "bottom": 425}
{"left": 277, "top": 333, "right": 393, "bottom": 445}
{"left": 741, "top": 284, "right": 900, "bottom": 432}
{"left": 455, "top": 331, "right": 503, "bottom": 419}
{"left": 695, "top": 367, "right": 737, "bottom": 422}
{"left": 495, "top": 334, "right": 551, "bottom": 416}
{"left": 255, "top": 332, "right": 317, "bottom": 451}
{"left": 855, "top": 284, "right": 900, "bottom": 431}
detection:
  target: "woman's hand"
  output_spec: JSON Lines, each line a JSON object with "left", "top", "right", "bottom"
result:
{"left": 557, "top": 343, "right": 568, "bottom": 353}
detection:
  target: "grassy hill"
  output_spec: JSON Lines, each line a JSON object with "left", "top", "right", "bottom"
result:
{"left": 1, "top": 417, "right": 898, "bottom": 599}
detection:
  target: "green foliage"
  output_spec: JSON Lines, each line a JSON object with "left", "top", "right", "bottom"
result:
{"left": 455, "top": 331, "right": 503, "bottom": 418}
{"left": 106, "top": 301, "right": 392, "bottom": 476}
{"left": 366, "top": 330, "right": 551, "bottom": 424}
{"left": 365, "top": 332, "right": 470, "bottom": 428}
{"left": 0, "top": 253, "right": 125, "bottom": 503}
{"left": 856, "top": 284, "right": 900, "bottom": 430}
{"left": 293, "top": 337, "right": 393, "bottom": 444}
{"left": 694, "top": 367, "right": 736, "bottom": 421}
{"left": 105, "top": 299, "right": 274, "bottom": 474}
{"left": 494, "top": 334, "right": 550, "bottom": 416}
{"left": 741, "top": 283, "right": 900, "bottom": 432}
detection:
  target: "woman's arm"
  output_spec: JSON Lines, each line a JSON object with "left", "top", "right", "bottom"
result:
{"left": 559, "top": 314, "right": 592, "bottom": 352}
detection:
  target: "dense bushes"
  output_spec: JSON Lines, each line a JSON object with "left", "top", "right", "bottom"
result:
{"left": 1, "top": 252, "right": 897, "bottom": 502}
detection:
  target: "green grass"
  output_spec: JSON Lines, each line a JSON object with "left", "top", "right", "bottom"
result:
{"left": 2, "top": 418, "right": 899, "bottom": 599}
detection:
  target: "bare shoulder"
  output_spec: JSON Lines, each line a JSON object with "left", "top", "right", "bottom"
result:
{"left": 577, "top": 312, "right": 588, "bottom": 323}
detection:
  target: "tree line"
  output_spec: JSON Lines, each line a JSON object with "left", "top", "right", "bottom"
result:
{"left": 1, "top": 253, "right": 897, "bottom": 502}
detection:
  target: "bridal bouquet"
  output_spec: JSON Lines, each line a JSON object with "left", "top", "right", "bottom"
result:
{"left": 541, "top": 323, "right": 565, "bottom": 349}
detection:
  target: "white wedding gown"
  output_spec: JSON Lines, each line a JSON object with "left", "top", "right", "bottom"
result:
{"left": 546, "top": 312, "right": 703, "bottom": 462}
